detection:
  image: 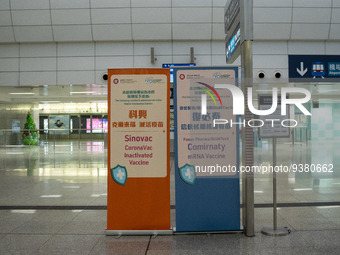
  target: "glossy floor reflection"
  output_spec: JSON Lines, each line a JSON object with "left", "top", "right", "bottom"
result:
{"left": 0, "top": 139, "right": 339, "bottom": 254}
{"left": 0, "top": 208, "right": 339, "bottom": 255}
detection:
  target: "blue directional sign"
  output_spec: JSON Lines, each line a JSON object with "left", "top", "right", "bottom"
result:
{"left": 289, "top": 55, "right": 340, "bottom": 82}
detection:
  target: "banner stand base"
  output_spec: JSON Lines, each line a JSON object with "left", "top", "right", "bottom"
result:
{"left": 261, "top": 227, "right": 290, "bottom": 236}
{"left": 173, "top": 227, "right": 243, "bottom": 235}
{"left": 105, "top": 230, "right": 173, "bottom": 236}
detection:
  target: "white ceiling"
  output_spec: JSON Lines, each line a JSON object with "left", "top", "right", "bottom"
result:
{"left": 0, "top": 0, "right": 226, "bottom": 43}
{"left": 1, "top": 0, "right": 340, "bottom": 43}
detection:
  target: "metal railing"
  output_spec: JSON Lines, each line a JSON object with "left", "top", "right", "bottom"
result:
{"left": 0, "top": 128, "right": 107, "bottom": 149}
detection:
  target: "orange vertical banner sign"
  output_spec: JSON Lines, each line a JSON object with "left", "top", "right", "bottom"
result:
{"left": 106, "top": 69, "right": 171, "bottom": 235}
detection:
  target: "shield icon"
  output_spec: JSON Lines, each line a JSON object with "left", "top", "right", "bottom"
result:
{"left": 179, "top": 164, "right": 196, "bottom": 185}
{"left": 111, "top": 165, "right": 127, "bottom": 186}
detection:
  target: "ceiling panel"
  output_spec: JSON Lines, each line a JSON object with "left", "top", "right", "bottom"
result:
{"left": 95, "top": 56, "right": 133, "bottom": 69}
{"left": 131, "top": 0, "right": 171, "bottom": 7}
{"left": 91, "top": 8, "right": 131, "bottom": 24}
{"left": 292, "top": 8, "right": 331, "bottom": 23}
{"left": 0, "top": 3, "right": 336, "bottom": 43}
{"left": 172, "top": 0, "right": 212, "bottom": 7}
{"left": 253, "top": 23, "right": 291, "bottom": 40}
{"left": 212, "top": 7, "right": 224, "bottom": 23}
{"left": 0, "top": 11, "right": 12, "bottom": 26}
{"left": 293, "top": 0, "right": 332, "bottom": 8}
{"left": 12, "top": 10, "right": 51, "bottom": 26}
{"left": 50, "top": 0, "right": 90, "bottom": 9}
{"left": 0, "top": 0, "right": 9, "bottom": 10}
{"left": 253, "top": 0, "right": 292, "bottom": 7}
{"left": 20, "top": 43, "right": 56, "bottom": 57}
{"left": 329, "top": 24, "right": 340, "bottom": 40}
{"left": 20, "top": 71, "right": 57, "bottom": 86}
{"left": 57, "top": 43, "right": 94, "bottom": 57}
{"left": 331, "top": 8, "right": 340, "bottom": 23}
{"left": 254, "top": 8, "right": 292, "bottom": 23}
{"left": 90, "top": 0, "right": 130, "bottom": 8}
{"left": 0, "top": 27, "right": 15, "bottom": 42}
{"left": 132, "top": 24, "right": 171, "bottom": 40}
{"left": 92, "top": 24, "right": 132, "bottom": 41}
{"left": 212, "top": 23, "right": 225, "bottom": 40}
{"left": 173, "top": 24, "right": 211, "bottom": 40}
{"left": 0, "top": 58, "right": 18, "bottom": 72}
{"left": 10, "top": 0, "right": 50, "bottom": 10}
{"left": 53, "top": 25, "right": 92, "bottom": 41}
{"left": 172, "top": 7, "right": 211, "bottom": 23}
{"left": 57, "top": 71, "right": 94, "bottom": 85}
{"left": 132, "top": 8, "right": 171, "bottom": 24}
{"left": 95, "top": 42, "right": 133, "bottom": 56}
{"left": 0, "top": 73, "right": 18, "bottom": 87}
{"left": 57, "top": 57, "right": 94, "bottom": 71}
{"left": 20, "top": 57, "right": 56, "bottom": 71}
{"left": 291, "top": 24, "right": 330, "bottom": 40}
{"left": 13, "top": 26, "right": 53, "bottom": 42}
{"left": 51, "top": 9, "right": 91, "bottom": 25}
{"left": 0, "top": 44, "right": 19, "bottom": 57}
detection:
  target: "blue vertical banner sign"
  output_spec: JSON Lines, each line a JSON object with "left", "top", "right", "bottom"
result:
{"left": 174, "top": 67, "right": 241, "bottom": 232}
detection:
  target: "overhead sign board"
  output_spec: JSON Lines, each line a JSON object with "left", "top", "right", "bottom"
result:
{"left": 289, "top": 55, "right": 340, "bottom": 82}
{"left": 225, "top": 0, "right": 240, "bottom": 64}
{"left": 226, "top": 24, "right": 241, "bottom": 63}
{"left": 224, "top": 0, "right": 240, "bottom": 33}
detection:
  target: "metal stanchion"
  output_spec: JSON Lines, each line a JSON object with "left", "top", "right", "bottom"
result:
{"left": 54, "top": 130, "right": 56, "bottom": 152}
{"left": 4, "top": 130, "right": 6, "bottom": 150}
{"left": 292, "top": 129, "right": 294, "bottom": 147}
{"left": 261, "top": 138, "right": 290, "bottom": 236}
{"left": 78, "top": 128, "right": 81, "bottom": 150}
{"left": 29, "top": 129, "right": 31, "bottom": 149}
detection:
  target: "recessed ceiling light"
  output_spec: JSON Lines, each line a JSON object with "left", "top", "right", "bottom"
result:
{"left": 40, "top": 101, "right": 61, "bottom": 103}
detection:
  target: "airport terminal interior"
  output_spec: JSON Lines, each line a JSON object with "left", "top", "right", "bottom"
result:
{"left": 0, "top": 0, "right": 340, "bottom": 254}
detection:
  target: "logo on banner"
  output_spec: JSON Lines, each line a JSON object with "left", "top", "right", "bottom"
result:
{"left": 113, "top": 78, "right": 119, "bottom": 84}
{"left": 179, "top": 74, "right": 186, "bottom": 80}
{"left": 197, "top": 82, "right": 223, "bottom": 107}
{"left": 213, "top": 72, "right": 230, "bottom": 79}
{"left": 179, "top": 164, "right": 196, "bottom": 185}
{"left": 111, "top": 165, "right": 127, "bottom": 186}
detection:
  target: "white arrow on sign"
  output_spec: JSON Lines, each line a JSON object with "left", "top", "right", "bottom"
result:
{"left": 297, "top": 62, "right": 308, "bottom": 76}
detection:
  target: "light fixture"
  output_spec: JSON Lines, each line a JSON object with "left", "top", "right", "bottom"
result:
{"left": 293, "top": 188, "right": 312, "bottom": 191}
{"left": 40, "top": 195, "right": 62, "bottom": 198}
{"left": 70, "top": 91, "right": 95, "bottom": 94}
{"left": 40, "top": 101, "right": 61, "bottom": 103}
{"left": 9, "top": 92, "right": 35, "bottom": 95}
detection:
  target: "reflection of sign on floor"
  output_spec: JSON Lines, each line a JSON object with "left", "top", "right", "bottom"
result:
{"left": 289, "top": 55, "right": 340, "bottom": 82}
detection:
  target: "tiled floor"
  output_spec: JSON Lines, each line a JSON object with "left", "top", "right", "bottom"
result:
{"left": 0, "top": 139, "right": 339, "bottom": 254}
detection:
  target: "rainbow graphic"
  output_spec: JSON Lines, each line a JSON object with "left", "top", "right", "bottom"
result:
{"left": 196, "top": 82, "right": 223, "bottom": 106}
